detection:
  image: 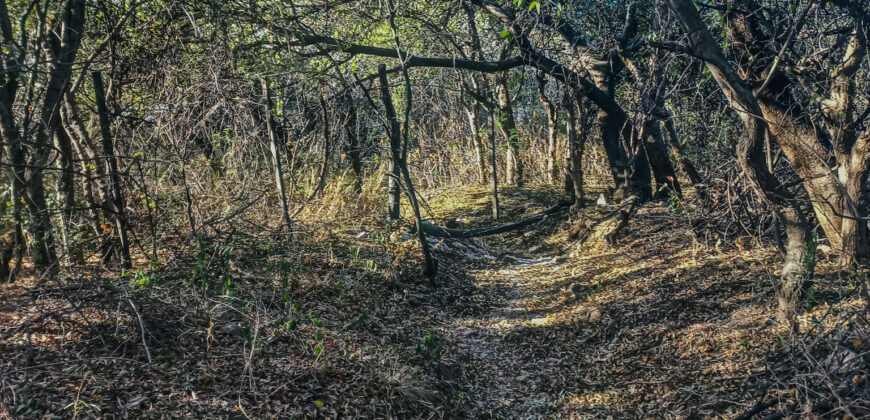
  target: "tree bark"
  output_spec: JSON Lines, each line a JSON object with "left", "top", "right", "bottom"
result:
{"left": 565, "top": 97, "right": 586, "bottom": 207}
{"left": 262, "top": 79, "right": 292, "bottom": 230}
{"left": 496, "top": 73, "right": 523, "bottom": 187}
{"left": 465, "top": 101, "right": 488, "bottom": 184}
{"left": 537, "top": 73, "right": 559, "bottom": 185}
{"left": 641, "top": 117, "right": 682, "bottom": 199}
{"left": 667, "top": 0, "right": 814, "bottom": 324}
{"left": 344, "top": 103, "right": 364, "bottom": 195}
{"left": 54, "top": 125, "right": 78, "bottom": 263}
{"left": 488, "top": 101, "right": 500, "bottom": 219}
{"left": 378, "top": 63, "right": 436, "bottom": 279}
{"left": 93, "top": 72, "right": 132, "bottom": 270}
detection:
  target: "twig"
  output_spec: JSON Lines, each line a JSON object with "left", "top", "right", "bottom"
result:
{"left": 124, "top": 288, "right": 152, "bottom": 364}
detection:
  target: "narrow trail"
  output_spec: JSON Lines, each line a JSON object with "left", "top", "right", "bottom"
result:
{"left": 441, "top": 238, "right": 586, "bottom": 418}
{"left": 455, "top": 260, "right": 559, "bottom": 418}
{"left": 421, "top": 192, "right": 811, "bottom": 418}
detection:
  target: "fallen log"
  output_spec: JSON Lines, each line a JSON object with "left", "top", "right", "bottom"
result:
{"left": 420, "top": 202, "right": 571, "bottom": 238}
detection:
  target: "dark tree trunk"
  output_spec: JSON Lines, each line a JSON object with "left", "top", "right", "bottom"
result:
{"left": 488, "top": 103, "right": 500, "bottom": 219}
{"left": 378, "top": 64, "right": 437, "bottom": 279}
{"left": 641, "top": 117, "right": 682, "bottom": 199}
{"left": 388, "top": 156, "right": 401, "bottom": 220}
{"left": 344, "top": 103, "right": 364, "bottom": 195}
{"left": 93, "top": 72, "right": 132, "bottom": 270}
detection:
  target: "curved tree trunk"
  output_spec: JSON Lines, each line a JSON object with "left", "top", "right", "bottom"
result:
{"left": 667, "top": 0, "right": 815, "bottom": 324}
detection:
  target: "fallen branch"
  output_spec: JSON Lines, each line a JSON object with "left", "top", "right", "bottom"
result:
{"left": 419, "top": 202, "right": 571, "bottom": 238}
{"left": 569, "top": 196, "right": 640, "bottom": 244}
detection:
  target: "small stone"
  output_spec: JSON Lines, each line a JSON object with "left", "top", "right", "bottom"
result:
{"left": 530, "top": 317, "right": 549, "bottom": 326}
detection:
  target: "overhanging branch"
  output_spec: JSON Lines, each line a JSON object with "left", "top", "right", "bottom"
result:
{"left": 293, "top": 34, "right": 524, "bottom": 73}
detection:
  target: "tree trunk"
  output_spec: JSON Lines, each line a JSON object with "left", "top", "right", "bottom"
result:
{"left": 565, "top": 98, "right": 585, "bottom": 207}
{"left": 54, "top": 125, "right": 79, "bottom": 263}
{"left": 61, "top": 93, "right": 109, "bottom": 242}
{"left": 378, "top": 63, "right": 436, "bottom": 279}
{"left": 537, "top": 73, "right": 559, "bottom": 185}
{"left": 662, "top": 116, "right": 706, "bottom": 199}
{"left": 23, "top": 143, "right": 58, "bottom": 272}
{"left": 839, "top": 129, "right": 870, "bottom": 268}
{"left": 388, "top": 155, "right": 401, "bottom": 220}
{"left": 641, "top": 117, "right": 682, "bottom": 199}
{"left": 488, "top": 103, "right": 500, "bottom": 219}
{"left": 0, "top": 121, "right": 26, "bottom": 282}
{"left": 465, "top": 101, "right": 487, "bottom": 184}
{"left": 667, "top": 0, "right": 814, "bottom": 324}
{"left": 93, "top": 72, "right": 132, "bottom": 270}
{"left": 262, "top": 79, "right": 293, "bottom": 230}
{"left": 344, "top": 104, "right": 364, "bottom": 195}
{"left": 496, "top": 74, "right": 522, "bottom": 187}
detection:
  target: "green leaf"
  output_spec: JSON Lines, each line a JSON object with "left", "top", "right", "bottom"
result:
{"left": 313, "top": 400, "right": 324, "bottom": 407}
{"left": 500, "top": 29, "right": 510, "bottom": 39}
{"left": 529, "top": 1, "right": 540, "bottom": 12}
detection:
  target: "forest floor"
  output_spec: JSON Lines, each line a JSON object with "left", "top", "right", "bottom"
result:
{"left": 1, "top": 184, "right": 867, "bottom": 418}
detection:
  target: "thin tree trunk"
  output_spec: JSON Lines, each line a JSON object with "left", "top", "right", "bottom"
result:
{"left": 488, "top": 103, "right": 500, "bottom": 219}
{"left": 262, "top": 79, "right": 292, "bottom": 230}
{"left": 378, "top": 63, "right": 436, "bottom": 279}
{"left": 565, "top": 98, "right": 585, "bottom": 207}
{"left": 388, "top": 154, "right": 401, "bottom": 220}
{"left": 344, "top": 103, "right": 364, "bottom": 195}
{"left": 54, "top": 125, "right": 78, "bottom": 263}
{"left": 496, "top": 74, "right": 522, "bottom": 187}
{"left": 537, "top": 73, "right": 559, "bottom": 185}
{"left": 465, "top": 101, "right": 487, "bottom": 184}
{"left": 93, "top": 72, "right": 131, "bottom": 270}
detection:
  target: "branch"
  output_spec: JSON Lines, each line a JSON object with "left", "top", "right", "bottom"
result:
{"left": 293, "top": 34, "right": 524, "bottom": 73}
{"left": 420, "top": 202, "right": 570, "bottom": 238}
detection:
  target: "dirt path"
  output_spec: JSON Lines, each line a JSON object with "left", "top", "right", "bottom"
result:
{"left": 443, "top": 244, "right": 583, "bottom": 418}
{"left": 426, "top": 198, "right": 800, "bottom": 418}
